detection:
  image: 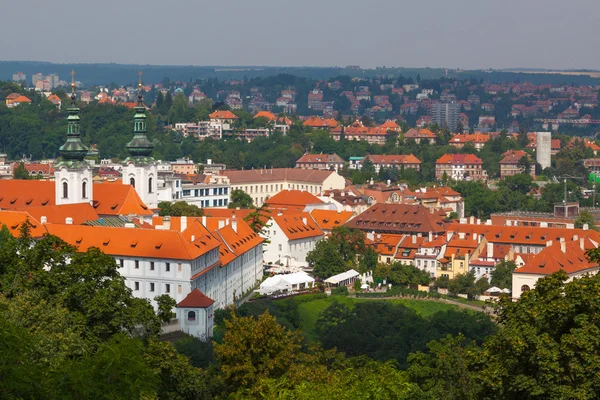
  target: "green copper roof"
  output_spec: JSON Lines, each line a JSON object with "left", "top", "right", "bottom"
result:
{"left": 125, "top": 87, "right": 154, "bottom": 160}
{"left": 58, "top": 93, "right": 89, "bottom": 163}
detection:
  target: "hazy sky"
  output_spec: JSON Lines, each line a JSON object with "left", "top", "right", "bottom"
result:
{"left": 3, "top": 0, "right": 599, "bottom": 69}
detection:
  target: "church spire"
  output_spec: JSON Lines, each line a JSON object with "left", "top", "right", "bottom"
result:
{"left": 58, "top": 70, "right": 88, "bottom": 164}
{"left": 125, "top": 71, "right": 154, "bottom": 160}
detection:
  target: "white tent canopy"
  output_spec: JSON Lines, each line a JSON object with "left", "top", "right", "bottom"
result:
{"left": 256, "top": 272, "right": 315, "bottom": 295}
{"left": 486, "top": 286, "right": 502, "bottom": 293}
{"left": 324, "top": 269, "right": 360, "bottom": 286}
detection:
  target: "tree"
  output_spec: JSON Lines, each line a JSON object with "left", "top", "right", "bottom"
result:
{"left": 490, "top": 260, "right": 517, "bottom": 289}
{"left": 214, "top": 312, "right": 303, "bottom": 390}
{"left": 377, "top": 262, "right": 431, "bottom": 287}
{"left": 575, "top": 210, "right": 596, "bottom": 229}
{"left": 307, "top": 227, "right": 366, "bottom": 278}
{"left": 447, "top": 272, "right": 488, "bottom": 300}
{"left": 517, "top": 155, "right": 531, "bottom": 174}
{"left": 244, "top": 203, "right": 271, "bottom": 234}
{"left": 158, "top": 201, "right": 204, "bottom": 217}
{"left": 13, "top": 162, "right": 30, "bottom": 179}
{"left": 154, "top": 294, "right": 176, "bottom": 323}
{"left": 228, "top": 189, "right": 254, "bottom": 209}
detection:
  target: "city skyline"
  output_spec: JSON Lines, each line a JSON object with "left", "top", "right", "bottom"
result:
{"left": 2, "top": 0, "right": 599, "bottom": 70}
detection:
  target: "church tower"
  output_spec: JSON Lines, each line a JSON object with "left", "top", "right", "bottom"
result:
{"left": 122, "top": 72, "right": 158, "bottom": 208}
{"left": 55, "top": 70, "right": 93, "bottom": 205}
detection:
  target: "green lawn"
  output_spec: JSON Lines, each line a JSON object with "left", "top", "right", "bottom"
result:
{"left": 297, "top": 296, "right": 460, "bottom": 341}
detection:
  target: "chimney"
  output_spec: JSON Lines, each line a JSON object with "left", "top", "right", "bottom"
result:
{"left": 232, "top": 218, "right": 238, "bottom": 233}
{"left": 387, "top": 179, "right": 391, "bottom": 187}
{"left": 469, "top": 216, "right": 475, "bottom": 224}
{"left": 124, "top": 223, "right": 135, "bottom": 228}
{"left": 560, "top": 238, "right": 566, "bottom": 254}
{"left": 472, "top": 233, "right": 478, "bottom": 242}
{"left": 412, "top": 234, "right": 416, "bottom": 244}
{"left": 476, "top": 219, "right": 481, "bottom": 225}
{"left": 377, "top": 233, "right": 381, "bottom": 239}
{"left": 487, "top": 242, "right": 493, "bottom": 257}
{"left": 277, "top": 211, "right": 283, "bottom": 216}
{"left": 218, "top": 219, "right": 225, "bottom": 229}
{"left": 180, "top": 216, "right": 187, "bottom": 232}
{"left": 459, "top": 218, "right": 467, "bottom": 224}
{"left": 573, "top": 234, "right": 579, "bottom": 241}
{"left": 367, "top": 231, "right": 375, "bottom": 241}
{"left": 546, "top": 240, "right": 553, "bottom": 247}
{"left": 584, "top": 223, "right": 589, "bottom": 231}
{"left": 506, "top": 220, "right": 512, "bottom": 227}
{"left": 485, "top": 219, "right": 492, "bottom": 225}
{"left": 202, "top": 215, "right": 207, "bottom": 226}
{"left": 65, "top": 217, "right": 73, "bottom": 225}
{"left": 40, "top": 216, "right": 47, "bottom": 224}
{"left": 163, "top": 216, "right": 171, "bottom": 230}
{"left": 302, "top": 217, "right": 308, "bottom": 225}
{"left": 428, "top": 231, "right": 433, "bottom": 242}
{"left": 580, "top": 237, "right": 585, "bottom": 250}
{"left": 191, "top": 235, "right": 195, "bottom": 242}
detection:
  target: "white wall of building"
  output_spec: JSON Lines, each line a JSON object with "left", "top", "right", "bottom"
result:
{"left": 55, "top": 165, "right": 93, "bottom": 205}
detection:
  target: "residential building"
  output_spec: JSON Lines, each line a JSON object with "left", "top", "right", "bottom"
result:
{"left": 346, "top": 204, "right": 448, "bottom": 236}
{"left": 295, "top": 153, "right": 345, "bottom": 171}
{"left": 171, "top": 158, "right": 197, "bottom": 175}
{"left": 265, "top": 190, "right": 334, "bottom": 213}
{"left": 180, "top": 174, "right": 230, "bottom": 208}
{"left": 431, "top": 102, "right": 459, "bottom": 131}
{"left": 309, "top": 209, "right": 355, "bottom": 234}
{"left": 222, "top": 168, "right": 346, "bottom": 207}
{"left": 403, "top": 128, "right": 437, "bottom": 144}
{"left": 5, "top": 93, "right": 32, "bottom": 108}
{"left": 262, "top": 212, "right": 325, "bottom": 267}
{"left": 12, "top": 72, "right": 26, "bottom": 82}
{"left": 449, "top": 133, "right": 491, "bottom": 150}
{"left": 435, "top": 154, "right": 486, "bottom": 181}
{"left": 302, "top": 116, "right": 339, "bottom": 129}
{"left": 512, "top": 240, "right": 600, "bottom": 298}
{"left": 499, "top": 150, "right": 534, "bottom": 179}
{"left": 360, "top": 154, "right": 421, "bottom": 173}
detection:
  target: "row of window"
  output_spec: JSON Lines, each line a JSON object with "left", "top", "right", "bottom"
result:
{"left": 238, "top": 183, "right": 321, "bottom": 195}
{"left": 182, "top": 187, "right": 228, "bottom": 197}
{"left": 133, "top": 281, "right": 183, "bottom": 294}
{"left": 120, "top": 259, "right": 183, "bottom": 273}
{"left": 129, "top": 177, "right": 154, "bottom": 193}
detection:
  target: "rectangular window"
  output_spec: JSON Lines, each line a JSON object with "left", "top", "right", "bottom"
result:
{"left": 150, "top": 282, "right": 155, "bottom": 292}
{"left": 135, "top": 260, "right": 139, "bottom": 269}
{"left": 166, "top": 263, "right": 171, "bottom": 272}
{"left": 178, "top": 285, "right": 182, "bottom": 294}
{"left": 165, "top": 284, "right": 170, "bottom": 293}
{"left": 178, "top": 263, "right": 183, "bottom": 272}
{"left": 278, "top": 244, "right": 282, "bottom": 251}
{"left": 183, "top": 190, "right": 191, "bottom": 197}
{"left": 134, "top": 282, "right": 139, "bottom": 290}
{"left": 150, "top": 262, "right": 154, "bottom": 271}
{"left": 224, "top": 187, "right": 228, "bottom": 195}
{"left": 120, "top": 259, "right": 124, "bottom": 268}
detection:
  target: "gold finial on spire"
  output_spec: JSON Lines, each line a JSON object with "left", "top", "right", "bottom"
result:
{"left": 71, "top": 69, "right": 75, "bottom": 94}
{"left": 138, "top": 71, "right": 143, "bottom": 89}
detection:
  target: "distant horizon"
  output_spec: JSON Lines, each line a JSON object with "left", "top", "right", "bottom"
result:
{"left": 2, "top": 60, "right": 600, "bottom": 73}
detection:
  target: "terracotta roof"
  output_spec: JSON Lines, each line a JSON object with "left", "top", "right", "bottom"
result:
{"left": 0, "top": 180, "right": 55, "bottom": 209}
{"left": 302, "top": 117, "right": 339, "bottom": 128}
{"left": 447, "top": 222, "right": 600, "bottom": 247}
{"left": 209, "top": 110, "right": 238, "bottom": 119}
{"left": 500, "top": 150, "right": 531, "bottom": 165}
{"left": 177, "top": 288, "right": 215, "bottom": 308}
{"left": 19, "top": 203, "right": 99, "bottom": 225}
{"left": 378, "top": 120, "right": 401, "bottom": 130}
{"left": 366, "top": 154, "right": 421, "bottom": 165}
{"left": 296, "top": 153, "right": 344, "bottom": 164}
{"left": 93, "top": 183, "right": 154, "bottom": 216}
{"left": 450, "top": 133, "right": 491, "bottom": 144}
{"left": 254, "top": 111, "right": 277, "bottom": 121}
{"left": 203, "top": 208, "right": 255, "bottom": 221}
{"left": 514, "top": 241, "right": 598, "bottom": 275}
{"left": 309, "top": 209, "right": 354, "bottom": 231}
{"left": 404, "top": 128, "right": 436, "bottom": 138}
{"left": 436, "top": 154, "right": 483, "bottom": 165}
{"left": 222, "top": 168, "right": 337, "bottom": 184}
{"left": 347, "top": 204, "right": 448, "bottom": 234}
{"left": 45, "top": 224, "right": 219, "bottom": 260}
{"left": 0, "top": 210, "right": 46, "bottom": 238}
{"left": 265, "top": 190, "right": 324, "bottom": 211}
{"left": 273, "top": 212, "right": 324, "bottom": 240}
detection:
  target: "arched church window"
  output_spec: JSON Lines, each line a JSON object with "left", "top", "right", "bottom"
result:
{"left": 187, "top": 311, "right": 196, "bottom": 321}
{"left": 82, "top": 181, "right": 87, "bottom": 199}
{"left": 521, "top": 285, "right": 530, "bottom": 292}
{"left": 62, "top": 182, "right": 68, "bottom": 199}
{"left": 130, "top": 177, "right": 135, "bottom": 188}
{"left": 148, "top": 177, "right": 153, "bottom": 193}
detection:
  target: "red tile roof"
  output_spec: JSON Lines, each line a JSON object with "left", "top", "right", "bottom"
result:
{"left": 347, "top": 204, "right": 448, "bottom": 234}
{"left": 266, "top": 190, "right": 324, "bottom": 211}
{"left": 500, "top": 150, "right": 531, "bottom": 165}
{"left": 366, "top": 154, "right": 421, "bottom": 165}
{"left": 93, "top": 183, "right": 154, "bottom": 216}
{"left": 515, "top": 241, "right": 598, "bottom": 275}
{"left": 177, "top": 288, "right": 215, "bottom": 308}
{"left": 309, "top": 209, "right": 354, "bottom": 231}
{"left": 273, "top": 212, "right": 324, "bottom": 240}
{"left": 254, "top": 111, "right": 277, "bottom": 121}
{"left": 436, "top": 154, "right": 483, "bottom": 165}
{"left": 222, "top": 168, "right": 337, "bottom": 184}
{"left": 296, "top": 153, "right": 344, "bottom": 164}
{"left": 0, "top": 210, "right": 46, "bottom": 238}
{"left": 209, "top": 110, "right": 238, "bottom": 119}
